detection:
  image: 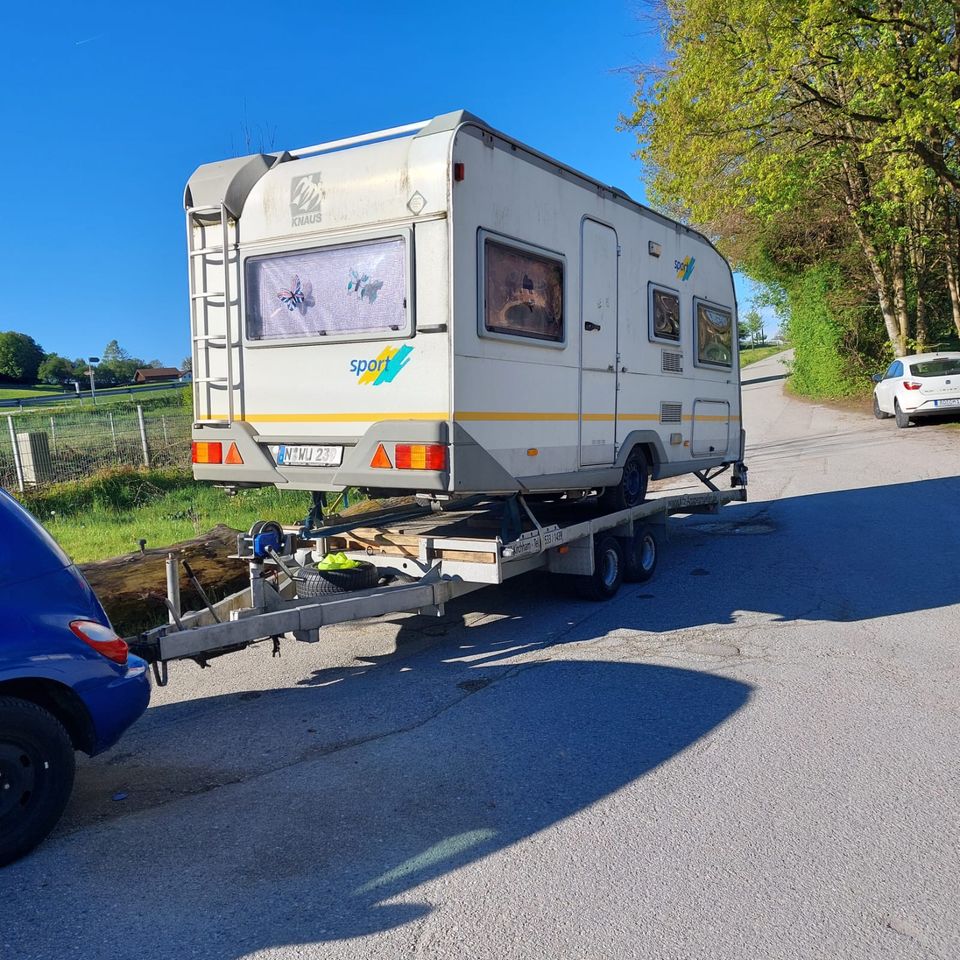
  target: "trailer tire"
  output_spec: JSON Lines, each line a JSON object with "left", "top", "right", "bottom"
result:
{"left": 0, "top": 697, "right": 76, "bottom": 867}
{"left": 620, "top": 525, "right": 659, "bottom": 583}
{"left": 296, "top": 562, "right": 380, "bottom": 597}
{"left": 573, "top": 535, "right": 624, "bottom": 601}
{"left": 601, "top": 449, "right": 649, "bottom": 512}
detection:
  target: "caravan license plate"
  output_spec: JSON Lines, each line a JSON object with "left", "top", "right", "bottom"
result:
{"left": 934, "top": 398, "right": 960, "bottom": 407}
{"left": 276, "top": 444, "right": 343, "bottom": 467}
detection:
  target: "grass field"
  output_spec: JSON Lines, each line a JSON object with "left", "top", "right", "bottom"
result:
{"left": 17, "top": 468, "right": 312, "bottom": 563}
{"left": 1, "top": 382, "right": 188, "bottom": 409}
{"left": 740, "top": 344, "right": 788, "bottom": 367}
{"left": 0, "top": 383, "right": 65, "bottom": 399}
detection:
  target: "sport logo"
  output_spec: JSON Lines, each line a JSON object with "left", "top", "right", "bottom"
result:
{"left": 674, "top": 256, "right": 696, "bottom": 281}
{"left": 290, "top": 173, "right": 323, "bottom": 227}
{"left": 350, "top": 345, "right": 414, "bottom": 386}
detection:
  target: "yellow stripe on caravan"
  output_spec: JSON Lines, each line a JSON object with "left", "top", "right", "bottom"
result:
{"left": 454, "top": 411, "right": 579, "bottom": 422}
{"left": 236, "top": 411, "right": 742, "bottom": 424}
{"left": 238, "top": 412, "right": 447, "bottom": 423}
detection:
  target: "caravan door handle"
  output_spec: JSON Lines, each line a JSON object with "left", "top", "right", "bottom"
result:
{"left": 584, "top": 322, "right": 601, "bottom": 332}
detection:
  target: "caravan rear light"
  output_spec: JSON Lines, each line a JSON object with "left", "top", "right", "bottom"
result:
{"left": 395, "top": 444, "right": 446, "bottom": 470}
{"left": 903, "top": 381, "right": 922, "bottom": 390}
{"left": 192, "top": 441, "right": 222, "bottom": 464}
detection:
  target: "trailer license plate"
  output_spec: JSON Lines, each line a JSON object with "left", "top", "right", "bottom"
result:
{"left": 276, "top": 444, "right": 343, "bottom": 467}
{"left": 934, "top": 398, "right": 960, "bottom": 407}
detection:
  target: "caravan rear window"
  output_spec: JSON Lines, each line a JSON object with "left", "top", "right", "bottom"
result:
{"left": 483, "top": 239, "right": 564, "bottom": 343}
{"left": 245, "top": 237, "right": 407, "bottom": 342}
{"left": 694, "top": 300, "right": 734, "bottom": 368}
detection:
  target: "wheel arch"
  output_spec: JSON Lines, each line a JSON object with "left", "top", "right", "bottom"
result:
{"left": 615, "top": 430, "right": 665, "bottom": 478}
{"left": 0, "top": 678, "right": 95, "bottom": 754}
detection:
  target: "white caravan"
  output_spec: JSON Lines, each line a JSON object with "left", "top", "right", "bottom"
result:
{"left": 185, "top": 110, "right": 745, "bottom": 509}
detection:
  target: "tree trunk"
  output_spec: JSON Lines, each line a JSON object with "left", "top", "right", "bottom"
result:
{"left": 944, "top": 206, "right": 960, "bottom": 339}
{"left": 891, "top": 240, "right": 910, "bottom": 352}
{"left": 841, "top": 159, "right": 904, "bottom": 354}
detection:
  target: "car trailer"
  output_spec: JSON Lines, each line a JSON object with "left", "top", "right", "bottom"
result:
{"left": 128, "top": 481, "right": 747, "bottom": 685}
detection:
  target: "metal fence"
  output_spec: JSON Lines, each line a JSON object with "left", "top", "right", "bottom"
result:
{"left": 1, "top": 405, "right": 192, "bottom": 491}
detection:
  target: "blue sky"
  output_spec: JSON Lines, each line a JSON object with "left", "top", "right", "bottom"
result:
{"left": 0, "top": 1, "right": 764, "bottom": 367}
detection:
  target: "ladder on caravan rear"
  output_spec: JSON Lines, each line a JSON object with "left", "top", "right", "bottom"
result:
{"left": 186, "top": 204, "right": 240, "bottom": 426}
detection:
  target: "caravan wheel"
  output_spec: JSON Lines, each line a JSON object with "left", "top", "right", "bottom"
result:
{"left": 601, "top": 449, "right": 649, "bottom": 512}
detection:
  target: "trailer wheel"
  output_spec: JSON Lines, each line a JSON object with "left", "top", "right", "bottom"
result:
{"left": 0, "top": 697, "right": 76, "bottom": 867}
{"left": 296, "top": 562, "right": 380, "bottom": 597}
{"left": 620, "top": 525, "right": 659, "bottom": 583}
{"left": 601, "top": 449, "right": 649, "bottom": 512}
{"left": 574, "top": 535, "right": 624, "bottom": 601}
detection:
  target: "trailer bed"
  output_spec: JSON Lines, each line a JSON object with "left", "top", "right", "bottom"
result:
{"left": 129, "top": 487, "right": 746, "bottom": 681}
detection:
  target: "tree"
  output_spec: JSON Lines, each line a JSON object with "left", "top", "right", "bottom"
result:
{"left": 180, "top": 356, "right": 193, "bottom": 375}
{"left": 101, "top": 339, "right": 130, "bottom": 363}
{"left": 624, "top": 0, "right": 960, "bottom": 364}
{"left": 0, "top": 331, "right": 45, "bottom": 384}
{"left": 37, "top": 353, "right": 76, "bottom": 385}
{"left": 745, "top": 310, "right": 764, "bottom": 347}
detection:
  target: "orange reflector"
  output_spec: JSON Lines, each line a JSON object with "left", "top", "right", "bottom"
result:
{"left": 527, "top": 448, "right": 539, "bottom": 457}
{"left": 370, "top": 443, "right": 392, "bottom": 469}
{"left": 192, "top": 441, "right": 222, "bottom": 464}
{"left": 395, "top": 444, "right": 446, "bottom": 470}
{"left": 224, "top": 442, "right": 244, "bottom": 465}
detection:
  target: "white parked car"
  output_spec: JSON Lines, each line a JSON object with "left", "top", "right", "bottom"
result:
{"left": 872, "top": 352, "right": 960, "bottom": 428}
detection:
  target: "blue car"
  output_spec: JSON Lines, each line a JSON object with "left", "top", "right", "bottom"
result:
{"left": 0, "top": 489, "right": 150, "bottom": 865}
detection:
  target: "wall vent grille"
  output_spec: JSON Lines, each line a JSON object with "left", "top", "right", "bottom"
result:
{"left": 662, "top": 351, "right": 683, "bottom": 373}
{"left": 660, "top": 402, "right": 683, "bottom": 424}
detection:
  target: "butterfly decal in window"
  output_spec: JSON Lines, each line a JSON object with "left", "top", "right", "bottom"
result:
{"left": 348, "top": 269, "right": 384, "bottom": 304}
{"left": 277, "top": 275, "right": 314, "bottom": 315}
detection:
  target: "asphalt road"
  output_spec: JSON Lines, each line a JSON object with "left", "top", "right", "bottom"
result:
{"left": 3, "top": 351, "right": 959, "bottom": 960}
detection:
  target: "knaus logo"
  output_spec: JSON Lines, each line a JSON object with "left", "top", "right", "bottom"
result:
{"left": 290, "top": 173, "right": 323, "bottom": 227}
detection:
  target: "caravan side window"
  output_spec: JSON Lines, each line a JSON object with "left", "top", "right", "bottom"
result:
{"left": 483, "top": 238, "right": 564, "bottom": 343}
{"left": 244, "top": 236, "right": 408, "bottom": 343}
{"left": 648, "top": 284, "right": 681, "bottom": 344}
{"left": 693, "top": 299, "right": 734, "bottom": 368}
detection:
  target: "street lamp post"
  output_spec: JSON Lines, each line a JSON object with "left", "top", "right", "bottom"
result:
{"left": 87, "top": 356, "right": 100, "bottom": 406}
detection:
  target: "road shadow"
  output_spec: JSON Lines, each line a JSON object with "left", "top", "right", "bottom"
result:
{"left": 3, "top": 660, "right": 750, "bottom": 956}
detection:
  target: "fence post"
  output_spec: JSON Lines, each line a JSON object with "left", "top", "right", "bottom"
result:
{"left": 7, "top": 416, "right": 25, "bottom": 493}
{"left": 49, "top": 416, "right": 57, "bottom": 456}
{"left": 137, "top": 405, "right": 152, "bottom": 468}
{"left": 109, "top": 412, "right": 119, "bottom": 459}
{"left": 161, "top": 416, "right": 169, "bottom": 443}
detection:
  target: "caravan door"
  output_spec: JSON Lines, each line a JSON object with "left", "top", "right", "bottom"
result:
{"left": 579, "top": 219, "right": 619, "bottom": 466}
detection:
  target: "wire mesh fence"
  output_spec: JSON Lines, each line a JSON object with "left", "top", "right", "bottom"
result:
{"left": 0, "top": 405, "right": 192, "bottom": 490}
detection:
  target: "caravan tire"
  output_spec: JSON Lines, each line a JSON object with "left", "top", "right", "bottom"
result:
{"left": 620, "top": 526, "right": 659, "bottom": 583}
{"left": 296, "top": 562, "right": 380, "bottom": 598}
{"left": 573, "top": 535, "right": 624, "bottom": 601}
{"left": 601, "top": 449, "right": 649, "bottom": 512}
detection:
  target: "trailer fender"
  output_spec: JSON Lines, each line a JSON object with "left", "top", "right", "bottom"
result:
{"left": 615, "top": 431, "right": 667, "bottom": 479}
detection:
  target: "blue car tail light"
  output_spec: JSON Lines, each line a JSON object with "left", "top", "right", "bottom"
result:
{"left": 69, "top": 620, "right": 129, "bottom": 666}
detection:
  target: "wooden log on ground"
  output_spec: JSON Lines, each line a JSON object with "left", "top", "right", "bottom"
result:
{"left": 79, "top": 524, "right": 248, "bottom": 636}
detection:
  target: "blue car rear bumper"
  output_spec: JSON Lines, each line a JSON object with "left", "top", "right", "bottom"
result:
{"left": 81, "top": 655, "right": 151, "bottom": 754}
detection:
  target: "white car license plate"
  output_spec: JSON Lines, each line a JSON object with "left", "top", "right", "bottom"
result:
{"left": 276, "top": 444, "right": 343, "bottom": 467}
{"left": 934, "top": 398, "right": 960, "bottom": 407}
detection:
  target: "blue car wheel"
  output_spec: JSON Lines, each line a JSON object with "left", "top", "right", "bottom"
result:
{"left": 0, "top": 697, "right": 76, "bottom": 867}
